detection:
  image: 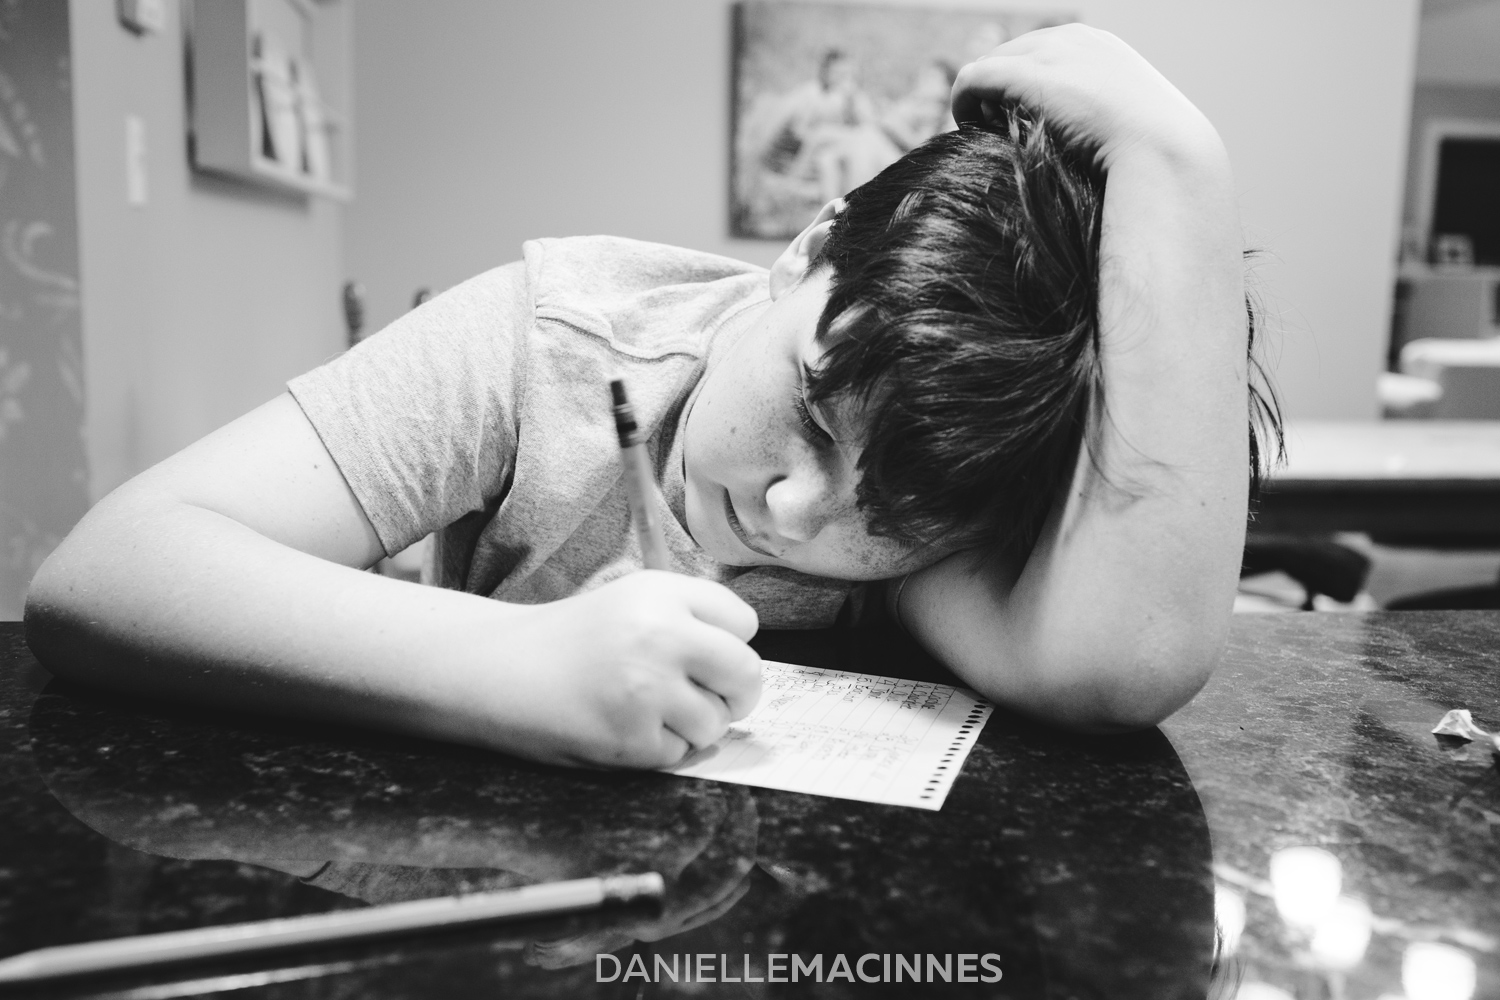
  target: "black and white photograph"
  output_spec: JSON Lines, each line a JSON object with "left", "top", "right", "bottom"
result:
{"left": 2, "top": 1, "right": 1499, "bottom": 997}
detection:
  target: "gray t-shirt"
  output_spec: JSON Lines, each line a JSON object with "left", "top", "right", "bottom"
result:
{"left": 288, "top": 236, "right": 861, "bottom": 629}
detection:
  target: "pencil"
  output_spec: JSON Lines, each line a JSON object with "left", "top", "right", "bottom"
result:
{"left": 0, "top": 872, "right": 664, "bottom": 984}
{"left": 611, "top": 377, "right": 672, "bottom": 571}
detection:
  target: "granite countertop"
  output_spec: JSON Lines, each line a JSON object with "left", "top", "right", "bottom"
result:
{"left": 0, "top": 613, "right": 1496, "bottom": 999}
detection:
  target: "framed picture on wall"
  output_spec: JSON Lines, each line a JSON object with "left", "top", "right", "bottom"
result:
{"left": 730, "top": 1, "right": 1076, "bottom": 240}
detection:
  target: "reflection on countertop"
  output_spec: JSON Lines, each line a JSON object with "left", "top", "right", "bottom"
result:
{"left": 1162, "top": 612, "right": 1500, "bottom": 1000}
{"left": 0, "top": 622, "right": 1215, "bottom": 998}
{"left": 4, "top": 613, "right": 1499, "bottom": 997}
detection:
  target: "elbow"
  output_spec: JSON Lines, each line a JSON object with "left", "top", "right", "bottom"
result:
{"left": 25, "top": 542, "right": 70, "bottom": 633}
{"left": 1074, "top": 633, "right": 1221, "bottom": 732}
{"left": 1085, "top": 654, "right": 1215, "bottom": 732}
{"left": 1060, "top": 600, "right": 1231, "bottom": 732}
{"left": 25, "top": 537, "right": 75, "bottom": 617}
{"left": 24, "top": 544, "right": 87, "bottom": 674}
{"left": 976, "top": 631, "right": 1221, "bottom": 735}
{"left": 23, "top": 525, "right": 126, "bottom": 684}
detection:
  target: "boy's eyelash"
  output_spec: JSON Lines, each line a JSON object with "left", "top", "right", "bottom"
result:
{"left": 795, "top": 372, "right": 832, "bottom": 442}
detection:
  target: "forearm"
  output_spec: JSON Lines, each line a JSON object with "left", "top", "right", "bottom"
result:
{"left": 1040, "top": 131, "right": 1249, "bottom": 644}
{"left": 25, "top": 487, "right": 528, "bottom": 750}
{"left": 910, "top": 134, "right": 1249, "bottom": 728}
{"left": 27, "top": 481, "right": 762, "bottom": 769}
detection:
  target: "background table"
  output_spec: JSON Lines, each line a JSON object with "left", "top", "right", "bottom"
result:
{"left": 1, "top": 615, "right": 1498, "bottom": 998}
{"left": 1256, "top": 419, "right": 1500, "bottom": 542}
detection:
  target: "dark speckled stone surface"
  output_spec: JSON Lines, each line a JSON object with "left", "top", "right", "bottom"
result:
{"left": 1, "top": 614, "right": 1497, "bottom": 998}
{"left": 1163, "top": 612, "right": 1500, "bottom": 1000}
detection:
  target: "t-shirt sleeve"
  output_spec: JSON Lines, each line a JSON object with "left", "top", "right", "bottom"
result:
{"left": 288, "top": 262, "right": 531, "bottom": 557}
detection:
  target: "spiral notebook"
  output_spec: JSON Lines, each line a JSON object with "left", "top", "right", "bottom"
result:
{"left": 665, "top": 661, "right": 992, "bottom": 811}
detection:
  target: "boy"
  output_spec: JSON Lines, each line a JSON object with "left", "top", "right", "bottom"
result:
{"left": 25, "top": 28, "right": 1271, "bottom": 769}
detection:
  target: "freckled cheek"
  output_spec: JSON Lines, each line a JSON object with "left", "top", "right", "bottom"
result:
{"left": 816, "top": 522, "right": 911, "bottom": 577}
{"left": 736, "top": 402, "right": 785, "bottom": 468}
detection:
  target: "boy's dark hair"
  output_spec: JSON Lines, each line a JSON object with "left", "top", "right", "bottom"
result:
{"left": 807, "top": 113, "right": 1280, "bottom": 565}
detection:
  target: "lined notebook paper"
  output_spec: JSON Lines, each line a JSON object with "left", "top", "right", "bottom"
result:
{"left": 665, "top": 661, "right": 992, "bottom": 811}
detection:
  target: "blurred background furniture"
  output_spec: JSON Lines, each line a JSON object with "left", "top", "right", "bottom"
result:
{"left": 1396, "top": 334, "right": 1500, "bottom": 418}
{"left": 1381, "top": 113, "right": 1500, "bottom": 418}
{"left": 1240, "top": 534, "right": 1371, "bottom": 611}
{"left": 1249, "top": 420, "right": 1500, "bottom": 610}
{"left": 1255, "top": 419, "right": 1500, "bottom": 542}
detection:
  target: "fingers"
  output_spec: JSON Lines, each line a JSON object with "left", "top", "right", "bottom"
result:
{"left": 656, "top": 627, "right": 764, "bottom": 757}
{"left": 669, "top": 582, "right": 762, "bottom": 721}
{"left": 951, "top": 52, "right": 1036, "bottom": 126}
{"left": 663, "top": 640, "right": 763, "bottom": 751}
{"left": 949, "top": 23, "right": 1123, "bottom": 125}
{"left": 655, "top": 727, "right": 693, "bottom": 767}
{"left": 578, "top": 725, "right": 692, "bottom": 771}
{"left": 631, "top": 613, "right": 763, "bottom": 765}
{"left": 565, "top": 573, "right": 766, "bottom": 768}
{"left": 621, "top": 573, "right": 763, "bottom": 719}
{"left": 648, "top": 571, "right": 759, "bottom": 642}
{"left": 660, "top": 678, "right": 730, "bottom": 753}
{"left": 677, "top": 620, "right": 763, "bottom": 722}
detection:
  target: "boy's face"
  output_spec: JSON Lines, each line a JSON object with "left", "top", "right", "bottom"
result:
{"left": 682, "top": 268, "right": 951, "bottom": 581}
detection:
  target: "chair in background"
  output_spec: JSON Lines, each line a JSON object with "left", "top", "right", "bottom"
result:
{"left": 1240, "top": 534, "right": 1372, "bottom": 611}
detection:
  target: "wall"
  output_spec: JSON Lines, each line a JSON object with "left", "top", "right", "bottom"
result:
{"left": 0, "top": 1, "right": 90, "bottom": 620}
{"left": 69, "top": 0, "right": 350, "bottom": 502}
{"left": 1415, "top": 0, "right": 1500, "bottom": 87}
{"left": 1082, "top": 1, "right": 1418, "bottom": 421}
{"left": 345, "top": 0, "right": 770, "bottom": 332}
{"left": 345, "top": 0, "right": 1418, "bottom": 421}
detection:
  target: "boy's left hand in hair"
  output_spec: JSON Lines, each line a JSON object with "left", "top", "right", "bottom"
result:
{"left": 951, "top": 24, "right": 1222, "bottom": 170}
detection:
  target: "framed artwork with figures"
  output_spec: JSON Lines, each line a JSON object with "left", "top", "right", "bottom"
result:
{"left": 730, "top": 1, "right": 1077, "bottom": 239}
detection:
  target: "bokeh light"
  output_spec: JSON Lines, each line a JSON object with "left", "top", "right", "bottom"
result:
{"left": 1269, "top": 846, "right": 1342, "bottom": 929}
{"left": 1403, "top": 942, "right": 1476, "bottom": 1000}
{"left": 1308, "top": 895, "right": 1372, "bottom": 970}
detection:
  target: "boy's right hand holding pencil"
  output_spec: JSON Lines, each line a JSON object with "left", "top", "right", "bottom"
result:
{"left": 481, "top": 571, "right": 762, "bottom": 768}
{"left": 24, "top": 392, "right": 762, "bottom": 772}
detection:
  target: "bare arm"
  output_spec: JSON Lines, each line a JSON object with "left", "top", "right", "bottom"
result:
{"left": 901, "top": 27, "right": 1250, "bottom": 730}
{"left": 25, "top": 394, "right": 761, "bottom": 767}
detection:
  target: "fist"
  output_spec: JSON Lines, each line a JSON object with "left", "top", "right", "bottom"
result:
{"left": 489, "top": 572, "right": 763, "bottom": 769}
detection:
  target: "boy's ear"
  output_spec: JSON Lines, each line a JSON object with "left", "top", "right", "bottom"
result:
{"left": 769, "top": 198, "right": 844, "bottom": 300}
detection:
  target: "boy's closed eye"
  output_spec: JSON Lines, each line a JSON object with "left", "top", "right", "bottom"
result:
{"left": 793, "top": 367, "right": 835, "bottom": 444}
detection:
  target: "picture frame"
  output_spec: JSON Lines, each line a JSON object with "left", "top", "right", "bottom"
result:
{"left": 730, "top": 1, "right": 1076, "bottom": 239}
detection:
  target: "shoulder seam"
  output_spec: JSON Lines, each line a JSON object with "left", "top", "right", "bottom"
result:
{"left": 535, "top": 310, "right": 706, "bottom": 362}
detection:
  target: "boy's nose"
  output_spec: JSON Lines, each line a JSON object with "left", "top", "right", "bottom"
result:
{"left": 764, "top": 472, "right": 837, "bottom": 544}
